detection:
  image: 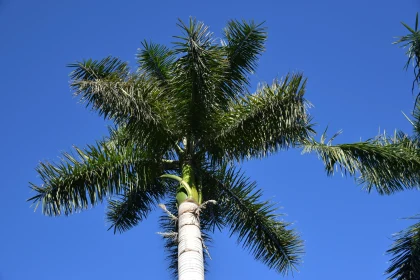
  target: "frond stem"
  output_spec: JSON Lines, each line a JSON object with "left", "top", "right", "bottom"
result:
{"left": 160, "top": 174, "right": 193, "bottom": 197}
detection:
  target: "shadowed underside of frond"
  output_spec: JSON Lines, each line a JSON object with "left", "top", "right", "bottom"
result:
{"left": 386, "top": 217, "right": 420, "bottom": 280}
{"left": 197, "top": 164, "right": 303, "bottom": 275}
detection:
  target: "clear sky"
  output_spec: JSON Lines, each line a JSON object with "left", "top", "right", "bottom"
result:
{"left": 1, "top": 0, "right": 419, "bottom": 279}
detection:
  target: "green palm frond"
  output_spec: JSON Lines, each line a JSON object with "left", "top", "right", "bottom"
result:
{"left": 103, "top": 125, "right": 132, "bottom": 150}
{"left": 223, "top": 20, "right": 267, "bottom": 95}
{"left": 69, "top": 58, "right": 180, "bottom": 153}
{"left": 199, "top": 164, "right": 303, "bottom": 274}
{"left": 105, "top": 125, "right": 180, "bottom": 164}
{"left": 386, "top": 216, "right": 420, "bottom": 280}
{"left": 172, "top": 18, "right": 229, "bottom": 137}
{"left": 410, "top": 103, "right": 420, "bottom": 139}
{"left": 303, "top": 133, "right": 420, "bottom": 194}
{"left": 69, "top": 58, "right": 160, "bottom": 124}
{"left": 199, "top": 185, "right": 226, "bottom": 233}
{"left": 106, "top": 179, "right": 173, "bottom": 234}
{"left": 394, "top": 13, "right": 420, "bottom": 103}
{"left": 207, "top": 73, "right": 314, "bottom": 161}
{"left": 159, "top": 197, "right": 179, "bottom": 278}
{"left": 69, "top": 57, "right": 131, "bottom": 122}
{"left": 137, "top": 41, "right": 175, "bottom": 85}
{"left": 28, "top": 141, "right": 163, "bottom": 216}
{"left": 69, "top": 56, "right": 130, "bottom": 81}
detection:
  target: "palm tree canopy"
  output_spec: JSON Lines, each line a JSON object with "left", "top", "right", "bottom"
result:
{"left": 28, "top": 18, "right": 420, "bottom": 277}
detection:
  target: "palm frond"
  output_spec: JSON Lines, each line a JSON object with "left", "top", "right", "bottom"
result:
{"left": 199, "top": 189, "right": 226, "bottom": 233}
{"left": 410, "top": 103, "right": 420, "bottom": 139}
{"left": 69, "top": 58, "right": 180, "bottom": 154}
{"left": 386, "top": 215, "right": 420, "bottom": 280}
{"left": 137, "top": 41, "right": 175, "bottom": 85}
{"left": 172, "top": 18, "right": 229, "bottom": 137}
{"left": 28, "top": 140, "right": 163, "bottom": 216}
{"left": 303, "top": 133, "right": 420, "bottom": 194}
{"left": 69, "top": 57, "right": 130, "bottom": 122}
{"left": 105, "top": 125, "right": 179, "bottom": 164}
{"left": 106, "top": 179, "right": 173, "bottom": 234}
{"left": 199, "top": 164, "right": 303, "bottom": 275}
{"left": 222, "top": 20, "right": 267, "bottom": 95}
{"left": 69, "top": 56, "right": 130, "bottom": 81}
{"left": 207, "top": 73, "right": 314, "bottom": 161}
{"left": 159, "top": 197, "right": 179, "bottom": 278}
{"left": 394, "top": 13, "right": 420, "bottom": 104}
{"left": 69, "top": 57, "right": 158, "bottom": 123}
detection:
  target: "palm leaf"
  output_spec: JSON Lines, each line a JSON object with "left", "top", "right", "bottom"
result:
{"left": 207, "top": 73, "right": 314, "bottom": 162}
{"left": 28, "top": 140, "right": 163, "bottom": 216}
{"left": 386, "top": 216, "right": 420, "bottom": 280}
{"left": 69, "top": 58, "right": 162, "bottom": 124}
{"left": 106, "top": 179, "right": 173, "bottom": 234}
{"left": 69, "top": 58, "right": 180, "bottom": 154}
{"left": 410, "top": 103, "right": 420, "bottom": 140}
{"left": 137, "top": 41, "right": 175, "bottom": 85}
{"left": 222, "top": 19, "right": 267, "bottom": 96}
{"left": 303, "top": 133, "right": 420, "bottom": 194}
{"left": 394, "top": 13, "right": 420, "bottom": 104}
{"left": 159, "top": 197, "right": 179, "bottom": 279}
{"left": 172, "top": 18, "right": 229, "bottom": 138}
{"left": 199, "top": 164, "right": 303, "bottom": 274}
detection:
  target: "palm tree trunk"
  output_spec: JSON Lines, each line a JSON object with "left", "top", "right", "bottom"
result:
{"left": 178, "top": 200, "right": 204, "bottom": 280}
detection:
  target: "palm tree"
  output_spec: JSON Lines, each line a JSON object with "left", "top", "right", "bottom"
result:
{"left": 28, "top": 18, "right": 420, "bottom": 279}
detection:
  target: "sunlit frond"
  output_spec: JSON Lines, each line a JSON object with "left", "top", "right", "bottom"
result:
{"left": 303, "top": 133, "right": 420, "bottom": 194}
{"left": 28, "top": 141, "right": 163, "bottom": 216}
{"left": 137, "top": 41, "right": 175, "bottom": 85}
{"left": 172, "top": 18, "right": 229, "bottom": 138}
{"left": 207, "top": 73, "right": 314, "bottom": 161}
{"left": 70, "top": 58, "right": 180, "bottom": 155}
{"left": 223, "top": 20, "right": 267, "bottom": 96}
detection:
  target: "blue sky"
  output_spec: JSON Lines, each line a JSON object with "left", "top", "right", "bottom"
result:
{"left": 1, "top": 0, "right": 419, "bottom": 279}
